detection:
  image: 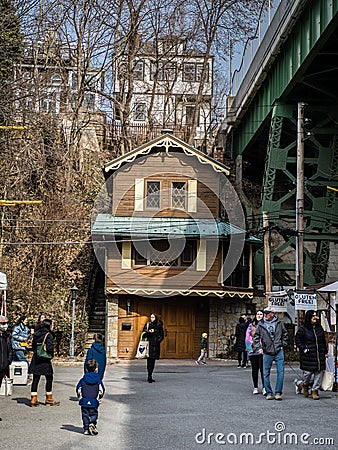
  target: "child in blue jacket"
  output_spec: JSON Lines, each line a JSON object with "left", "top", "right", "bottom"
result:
{"left": 76, "top": 359, "right": 105, "bottom": 435}
{"left": 84, "top": 333, "right": 106, "bottom": 380}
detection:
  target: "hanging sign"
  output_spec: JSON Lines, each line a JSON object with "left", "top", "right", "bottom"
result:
{"left": 294, "top": 292, "right": 317, "bottom": 311}
{"left": 267, "top": 292, "right": 288, "bottom": 312}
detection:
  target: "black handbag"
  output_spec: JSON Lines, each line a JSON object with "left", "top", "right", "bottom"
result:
{"left": 37, "top": 332, "right": 52, "bottom": 359}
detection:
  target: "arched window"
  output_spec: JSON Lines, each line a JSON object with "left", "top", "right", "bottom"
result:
{"left": 51, "top": 74, "right": 62, "bottom": 86}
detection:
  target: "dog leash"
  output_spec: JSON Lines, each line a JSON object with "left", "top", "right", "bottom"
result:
{"left": 286, "top": 361, "right": 303, "bottom": 378}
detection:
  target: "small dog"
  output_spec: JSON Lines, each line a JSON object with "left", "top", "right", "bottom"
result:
{"left": 293, "top": 378, "right": 313, "bottom": 395}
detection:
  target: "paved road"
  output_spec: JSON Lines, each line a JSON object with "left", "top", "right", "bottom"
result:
{"left": 1, "top": 360, "right": 337, "bottom": 449}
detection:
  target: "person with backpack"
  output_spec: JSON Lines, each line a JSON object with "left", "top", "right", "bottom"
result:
{"left": 76, "top": 359, "right": 105, "bottom": 435}
{"left": 195, "top": 332, "right": 208, "bottom": 365}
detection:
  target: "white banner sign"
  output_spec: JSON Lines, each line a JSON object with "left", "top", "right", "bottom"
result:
{"left": 294, "top": 292, "right": 317, "bottom": 311}
{"left": 268, "top": 296, "right": 288, "bottom": 312}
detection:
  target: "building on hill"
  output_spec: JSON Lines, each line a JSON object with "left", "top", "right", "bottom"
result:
{"left": 13, "top": 39, "right": 107, "bottom": 147}
{"left": 112, "top": 38, "right": 214, "bottom": 153}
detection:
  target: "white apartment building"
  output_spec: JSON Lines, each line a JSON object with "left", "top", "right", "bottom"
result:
{"left": 113, "top": 39, "right": 213, "bottom": 150}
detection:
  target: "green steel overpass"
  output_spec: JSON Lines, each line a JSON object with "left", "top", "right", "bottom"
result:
{"left": 221, "top": 0, "right": 338, "bottom": 287}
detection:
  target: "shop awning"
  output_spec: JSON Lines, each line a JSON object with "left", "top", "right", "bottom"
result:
{"left": 317, "top": 281, "right": 338, "bottom": 292}
{"left": 92, "top": 214, "right": 261, "bottom": 244}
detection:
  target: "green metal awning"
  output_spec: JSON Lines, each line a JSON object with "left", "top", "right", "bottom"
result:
{"left": 92, "top": 214, "right": 261, "bottom": 244}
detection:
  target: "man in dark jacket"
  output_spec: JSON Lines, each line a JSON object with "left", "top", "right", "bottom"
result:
{"left": 234, "top": 316, "right": 249, "bottom": 368}
{"left": 295, "top": 310, "right": 328, "bottom": 400}
{"left": 253, "top": 309, "right": 288, "bottom": 400}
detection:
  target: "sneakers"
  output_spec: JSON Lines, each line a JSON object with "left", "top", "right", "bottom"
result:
{"left": 241, "top": 365, "right": 247, "bottom": 368}
{"left": 89, "top": 423, "right": 98, "bottom": 435}
{"left": 252, "top": 388, "right": 260, "bottom": 395}
{"left": 266, "top": 394, "right": 274, "bottom": 400}
{"left": 201, "top": 362, "right": 207, "bottom": 365}
{"left": 83, "top": 430, "right": 90, "bottom": 435}
{"left": 262, "top": 388, "right": 267, "bottom": 396}
{"left": 237, "top": 365, "right": 241, "bottom": 368}
{"left": 195, "top": 360, "right": 199, "bottom": 365}
{"left": 275, "top": 393, "right": 282, "bottom": 401}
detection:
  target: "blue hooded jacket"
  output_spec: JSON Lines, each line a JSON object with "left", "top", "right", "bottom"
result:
{"left": 84, "top": 342, "right": 106, "bottom": 380}
{"left": 76, "top": 371, "right": 105, "bottom": 408}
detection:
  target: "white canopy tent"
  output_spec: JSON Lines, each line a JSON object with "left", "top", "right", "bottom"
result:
{"left": 318, "top": 280, "right": 338, "bottom": 293}
{"left": 0, "top": 272, "right": 7, "bottom": 316}
{"left": 317, "top": 281, "right": 338, "bottom": 389}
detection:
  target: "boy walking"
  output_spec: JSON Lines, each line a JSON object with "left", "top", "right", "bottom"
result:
{"left": 195, "top": 333, "right": 208, "bottom": 365}
{"left": 76, "top": 359, "right": 105, "bottom": 435}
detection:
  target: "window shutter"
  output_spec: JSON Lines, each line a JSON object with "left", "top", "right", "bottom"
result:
{"left": 121, "top": 241, "right": 132, "bottom": 269}
{"left": 134, "top": 178, "right": 144, "bottom": 211}
{"left": 187, "top": 179, "right": 197, "bottom": 212}
{"left": 196, "top": 239, "right": 206, "bottom": 271}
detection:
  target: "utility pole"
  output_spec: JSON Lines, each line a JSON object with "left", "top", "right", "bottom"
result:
{"left": 295, "top": 102, "right": 306, "bottom": 331}
{"left": 296, "top": 102, "right": 305, "bottom": 291}
{"left": 263, "top": 211, "right": 272, "bottom": 306}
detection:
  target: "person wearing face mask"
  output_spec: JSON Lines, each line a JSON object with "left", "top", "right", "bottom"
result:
{"left": 142, "top": 313, "right": 164, "bottom": 383}
{"left": 0, "top": 315, "right": 13, "bottom": 406}
{"left": 295, "top": 310, "right": 328, "bottom": 400}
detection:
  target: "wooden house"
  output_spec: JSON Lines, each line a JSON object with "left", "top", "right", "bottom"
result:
{"left": 92, "top": 131, "right": 260, "bottom": 359}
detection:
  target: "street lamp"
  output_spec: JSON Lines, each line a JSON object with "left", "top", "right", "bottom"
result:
{"left": 70, "top": 284, "right": 78, "bottom": 360}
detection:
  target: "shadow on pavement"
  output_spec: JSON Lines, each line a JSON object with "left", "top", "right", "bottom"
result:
{"left": 13, "top": 397, "right": 31, "bottom": 407}
{"left": 61, "top": 424, "right": 83, "bottom": 434}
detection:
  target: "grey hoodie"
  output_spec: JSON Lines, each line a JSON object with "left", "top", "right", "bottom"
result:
{"left": 253, "top": 316, "right": 288, "bottom": 356}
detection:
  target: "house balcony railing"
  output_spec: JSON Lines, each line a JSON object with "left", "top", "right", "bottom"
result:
{"left": 111, "top": 123, "right": 193, "bottom": 144}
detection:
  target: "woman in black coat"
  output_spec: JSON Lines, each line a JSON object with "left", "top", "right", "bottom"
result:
{"left": 142, "top": 313, "right": 164, "bottom": 383}
{"left": 29, "top": 318, "right": 60, "bottom": 407}
{"left": 295, "top": 310, "right": 328, "bottom": 399}
{"left": 234, "top": 316, "right": 249, "bottom": 368}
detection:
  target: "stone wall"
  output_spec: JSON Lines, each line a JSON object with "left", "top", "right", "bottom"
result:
{"left": 327, "top": 240, "right": 338, "bottom": 281}
{"left": 208, "top": 296, "right": 265, "bottom": 359}
{"left": 105, "top": 294, "right": 119, "bottom": 359}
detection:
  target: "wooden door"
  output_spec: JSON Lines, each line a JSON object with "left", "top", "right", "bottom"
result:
{"left": 162, "top": 301, "right": 194, "bottom": 358}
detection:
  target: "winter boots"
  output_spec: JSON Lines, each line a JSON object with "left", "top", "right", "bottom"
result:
{"left": 30, "top": 393, "right": 39, "bottom": 407}
{"left": 45, "top": 392, "right": 60, "bottom": 406}
{"left": 312, "top": 389, "right": 320, "bottom": 400}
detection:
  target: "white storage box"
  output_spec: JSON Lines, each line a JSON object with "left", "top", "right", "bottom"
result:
{"left": 0, "top": 377, "right": 13, "bottom": 395}
{"left": 10, "top": 361, "right": 28, "bottom": 385}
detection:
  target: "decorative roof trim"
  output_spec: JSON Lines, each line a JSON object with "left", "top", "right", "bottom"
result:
{"left": 106, "top": 287, "right": 253, "bottom": 299}
{"left": 103, "top": 134, "right": 230, "bottom": 175}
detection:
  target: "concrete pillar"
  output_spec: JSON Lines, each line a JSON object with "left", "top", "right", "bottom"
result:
{"left": 105, "top": 294, "right": 119, "bottom": 359}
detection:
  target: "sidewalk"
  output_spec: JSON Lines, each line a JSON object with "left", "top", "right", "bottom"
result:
{"left": 1, "top": 360, "right": 337, "bottom": 450}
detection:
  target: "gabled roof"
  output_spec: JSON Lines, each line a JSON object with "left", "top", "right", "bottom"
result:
{"left": 103, "top": 132, "right": 230, "bottom": 176}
